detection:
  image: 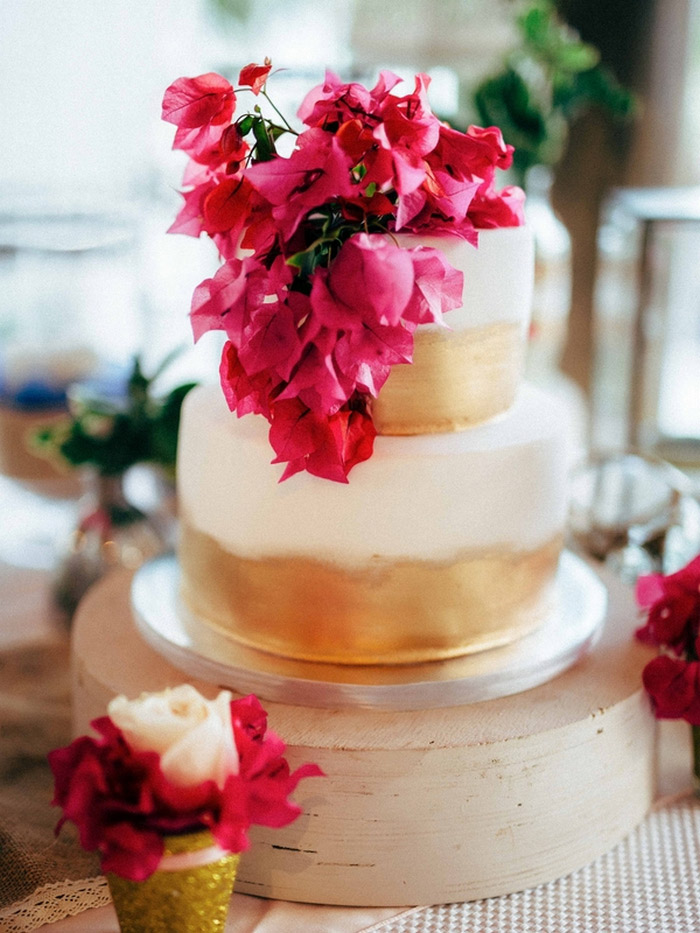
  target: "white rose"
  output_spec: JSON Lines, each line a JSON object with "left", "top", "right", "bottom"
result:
{"left": 107, "top": 685, "right": 239, "bottom": 789}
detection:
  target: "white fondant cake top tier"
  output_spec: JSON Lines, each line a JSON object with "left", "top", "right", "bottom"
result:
{"left": 397, "top": 225, "right": 535, "bottom": 331}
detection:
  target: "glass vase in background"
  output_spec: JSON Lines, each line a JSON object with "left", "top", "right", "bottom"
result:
{"left": 591, "top": 187, "right": 700, "bottom": 490}
{"left": 524, "top": 165, "right": 572, "bottom": 383}
{"left": 523, "top": 165, "right": 588, "bottom": 460}
{"left": 568, "top": 451, "right": 700, "bottom": 584}
{"left": 52, "top": 469, "right": 166, "bottom": 623}
{"left": 0, "top": 198, "right": 141, "bottom": 569}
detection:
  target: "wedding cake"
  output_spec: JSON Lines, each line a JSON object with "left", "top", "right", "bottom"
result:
{"left": 162, "top": 64, "right": 571, "bottom": 667}
{"left": 65, "top": 64, "right": 653, "bottom": 912}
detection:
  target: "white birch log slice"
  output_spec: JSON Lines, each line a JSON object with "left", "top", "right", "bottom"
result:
{"left": 72, "top": 566, "right": 657, "bottom": 907}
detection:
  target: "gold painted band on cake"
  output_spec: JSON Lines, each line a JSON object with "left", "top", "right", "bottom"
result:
{"left": 179, "top": 522, "right": 562, "bottom": 666}
{"left": 372, "top": 321, "right": 525, "bottom": 435}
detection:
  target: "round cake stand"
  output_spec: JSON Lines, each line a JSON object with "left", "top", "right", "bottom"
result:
{"left": 72, "top": 562, "right": 657, "bottom": 908}
{"left": 130, "top": 550, "right": 606, "bottom": 710}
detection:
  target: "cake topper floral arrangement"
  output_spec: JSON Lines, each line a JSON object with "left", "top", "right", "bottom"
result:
{"left": 162, "top": 60, "right": 524, "bottom": 482}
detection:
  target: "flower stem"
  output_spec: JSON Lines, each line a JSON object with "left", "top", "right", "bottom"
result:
{"left": 262, "top": 89, "right": 297, "bottom": 134}
{"left": 692, "top": 724, "right": 700, "bottom": 796}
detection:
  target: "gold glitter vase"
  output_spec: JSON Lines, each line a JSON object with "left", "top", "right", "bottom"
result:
{"left": 106, "top": 830, "right": 239, "bottom": 933}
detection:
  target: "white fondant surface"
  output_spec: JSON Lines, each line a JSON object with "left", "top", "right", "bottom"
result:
{"left": 177, "top": 382, "right": 569, "bottom": 563}
{"left": 395, "top": 225, "right": 534, "bottom": 330}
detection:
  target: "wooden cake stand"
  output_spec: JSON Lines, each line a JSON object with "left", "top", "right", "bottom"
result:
{"left": 72, "top": 561, "right": 657, "bottom": 907}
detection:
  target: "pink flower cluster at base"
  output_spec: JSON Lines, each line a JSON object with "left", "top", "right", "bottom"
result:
{"left": 162, "top": 61, "right": 525, "bottom": 482}
{"left": 636, "top": 554, "right": 700, "bottom": 724}
{"left": 49, "top": 694, "right": 322, "bottom": 881}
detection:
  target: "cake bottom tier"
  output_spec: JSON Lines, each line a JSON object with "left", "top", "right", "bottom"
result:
{"left": 177, "top": 384, "right": 571, "bottom": 665}
{"left": 72, "top": 566, "right": 656, "bottom": 907}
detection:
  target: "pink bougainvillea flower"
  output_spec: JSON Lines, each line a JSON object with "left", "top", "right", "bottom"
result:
{"left": 297, "top": 69, "right": 401, "bottom": 130}
{"left": 199, "top": 123, "right": 249, "bottom": 173}
{"left": 228, "top": 693, "right": 322, "bottom": 829}
{"left": 299, "top": 235, "right": 417, "bottom": 407}
{"left": 464, "top": 124, "right": 514, "bottom": 172}
{"left": 271, "top": 398, "right": 376, "bottom": 483}
{"left": 333, "top": 321, "right": 413, "bottom": 399}
{"left": 468, "top": 183, "right": 526, "bottom": 229}
{"left": 238, "top": 61, "right": 272, "bottom": 95}
{"left": 334, "top": 118, "right": 376, "bottom": 163}
{"left": 162, "top": 73, "right": 236, "bottom": 129}
{"left": 191, "top": 260, "right": 247, "bottom": 342}
{"left": 99, "top": 822, "right": 164, "bottom": 882}
{"left": 313, "top": 233, "right": 415, "bottom": 327}
{"left": 219, "top": 341, "right": 277, "bottom": 419}
{"left": 402, "top": 244, "right": 465, "bottom": 325}
{"left": 642, "top": 655, "right": 700, "bottom": 724}
{"left": 418, "top": 122, "right": 523, "bottom": 231}
{"left": 337, "top": 191, "right": 395, "bottom": 224}
{"left": 49, "top": 716, "right": 205, "bottom": 879}
{"left": 637, "top": 554, "right": 700, "bottom": 729}
{"left": 635, "top": 553, "right": 700, "bottom": 654}
{"left": 306, "top": 404, "right": 376, "bottom": 482}
{"left": 170, "top": 122, "right": 230, "bottom": 165}
{"left": 374, "top": 73, "right": 440, "bottom": 159}
{"left": 190, "top": 255, "right": 273, "bottom": 345}
{"left": 277, "top": 339, "right": 353, "bottom": 415}
{"left": 202, "top": 175, "right": 256, "bottom": 236}
{"left": 237, "top": 300, "right": 303, "bottom": 381}
{"left": 269, "top": 399, "right": 339, "bottom": 477}
{"left": 431, "top": 123, "right": 511, "bottom": 187}
{"left": 371, "top": 75, "right": 441, "bottom": 196}
{"left": 168, "top": 181, "right": 215, "bottom": 238}
{"left": 395, "top": 168, "right": 482, "bottom": 237}
{"left": 389, "top": 147, "right": 429, "bottom": 197}
{"left": 246, "top": 129, "right": 355, "bottom": 239}
{"left": 162, "top": 74, "right": 236, "bottom": 158}
{"left": 430, "top": 169, "right": 483, "bottom": 227}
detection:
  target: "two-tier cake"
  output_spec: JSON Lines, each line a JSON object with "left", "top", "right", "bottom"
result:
{"left": 177, "top": 233, "right": 569, "bottom": 665}
{"left": 164, "top": 63, "right": 570, "bottom": 667}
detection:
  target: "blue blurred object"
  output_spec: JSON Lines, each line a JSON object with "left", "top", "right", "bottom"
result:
{"left": 0, "top": 376, "right": 68, "bottom": 411}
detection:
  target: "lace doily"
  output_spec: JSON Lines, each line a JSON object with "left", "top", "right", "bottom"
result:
{"left": 0, "top": 878, "right": 111, "bottom": 933}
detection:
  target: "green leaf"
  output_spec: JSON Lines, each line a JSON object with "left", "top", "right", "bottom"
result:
{"left": 519, "top": 5, "right": 552, "bottom": 46}
{"left": 251, "top": 115, "right": 276, "bottom": 162}
{"left": 150, "top": 382, "right": 198, "bottom": 469}
{"left": 566, "top": 65, "right": 637, "bottom": 119}
{"left": 287, "top": 248, "right": 320, "bottom": 277}
{"left": 237, "top": 114, "right": 254, "bottom": 135}
{"left": 552, "top": 42, "right": 600, "bottom": 73}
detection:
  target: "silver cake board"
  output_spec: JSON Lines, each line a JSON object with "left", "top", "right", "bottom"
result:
{"left": 131, "top": 550, "right": 607, "bottom": 711}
